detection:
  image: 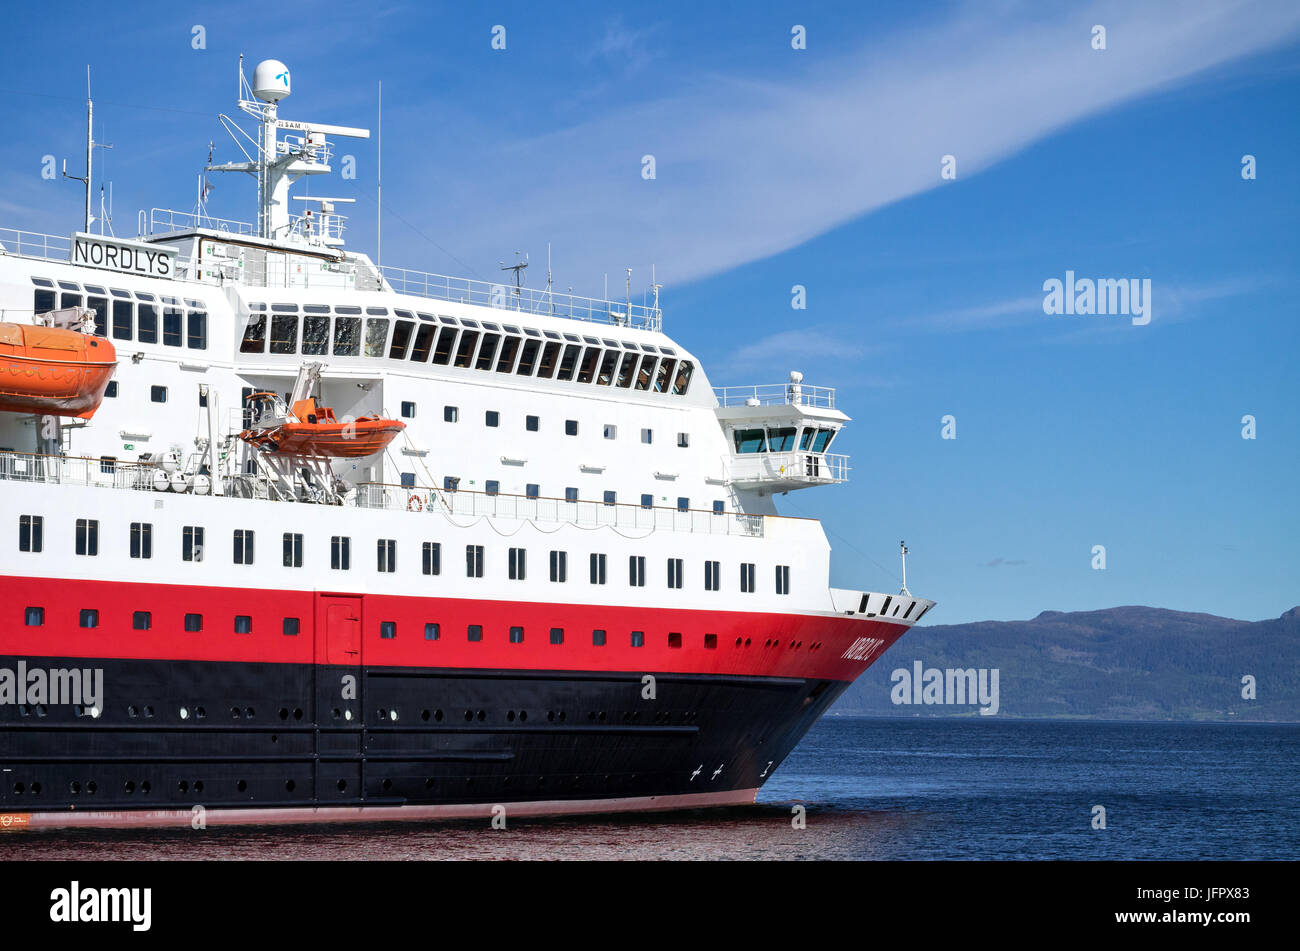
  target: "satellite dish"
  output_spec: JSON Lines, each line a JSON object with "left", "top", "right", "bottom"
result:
{"left": 252, "top": 59, "right": 291, "bottom": 103}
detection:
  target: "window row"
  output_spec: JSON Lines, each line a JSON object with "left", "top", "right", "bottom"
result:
{"left": 238, "top": 303, "right": 693, "bottom": 395}
{"left": 426, "top": 406, "right": 689, "bottom": 446}
{"left": 22, "top": 605, "right": 300, "bottom": 634}
{"left": 32, "top": 279, "right": 207, "bottom": 350}
{"left": 18, "top": 517, "right": 791, "bottom": 593}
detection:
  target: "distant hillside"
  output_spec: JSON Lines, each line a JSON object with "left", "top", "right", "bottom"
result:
{"left": 830, "top": 606, "right": 1300, "bottom": 721}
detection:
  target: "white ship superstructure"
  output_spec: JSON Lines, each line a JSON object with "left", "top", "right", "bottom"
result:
{"left": 0, "top": 60, "right": 932, "bottom": 828}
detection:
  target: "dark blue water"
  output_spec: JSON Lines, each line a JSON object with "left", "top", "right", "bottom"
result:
{"left": 5, "top": 717, "right": 1295, "bottom": 859}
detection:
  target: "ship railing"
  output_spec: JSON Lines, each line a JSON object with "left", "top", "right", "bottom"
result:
{"left": 377, "top": 266, "right": 664, "bottom": 333}
{"left": 713, "top": 383, "right": 836, "bottom": 410}
{"left": 0, "top": 227, "right": 73, "bottom": 266}
{"left": 0, "top": 449, "right": 162, "bottom": 492}
{"left": 727, "top": 451, "right": 851, "bottom": 485}
{"left": 147, "top": 208, "right": 258, "bottom": 237}
{"left": 354, "top": 482, "right": 764, "bottom": 537}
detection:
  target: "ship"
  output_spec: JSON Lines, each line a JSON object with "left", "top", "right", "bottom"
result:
{"left": 0, "top": 59, "right": 934, "bottom": 829}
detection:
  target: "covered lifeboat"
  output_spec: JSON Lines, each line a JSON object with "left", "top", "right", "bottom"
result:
{"left": 0, "top": 322, "right": 117, "bottom": 419}
{"left": 239, "top": 394, "right": 405, "bottom": 458}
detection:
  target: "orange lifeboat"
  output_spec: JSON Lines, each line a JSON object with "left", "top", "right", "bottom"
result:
{"left": 239, "top": 394, "right": 405, "bottom": 458}
{"left": 0, "top": 322, "right": 117, "bottom": 419}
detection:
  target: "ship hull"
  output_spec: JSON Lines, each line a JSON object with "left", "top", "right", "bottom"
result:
{"left": 1, "top": 653, "right": 850, "bottom": 828}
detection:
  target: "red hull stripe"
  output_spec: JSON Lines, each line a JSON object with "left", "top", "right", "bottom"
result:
{"left": 0, "top": 574, "right": 906, "bottom": 680}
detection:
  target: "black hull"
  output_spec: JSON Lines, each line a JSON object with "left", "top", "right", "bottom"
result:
{"left": 1, "top": 655, "right": 847, "bottom": 822}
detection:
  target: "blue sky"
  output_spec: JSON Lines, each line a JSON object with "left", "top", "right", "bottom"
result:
{"left": 1, "top": 1, "right": 1296, "bottom": 623}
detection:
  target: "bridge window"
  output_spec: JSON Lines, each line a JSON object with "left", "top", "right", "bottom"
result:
{"left": 556, "top": 344, "right": 582, "bottom": 381}
{"left": 186, "top": 307, "right": 207, "bottom": 350}
{"left": 653, "top": 358, "right": 676, "bottom": 393}
{"left": 389, "top": 320, "right": 415, "bottom": 360}
{"left": 332, "top": 316, "right": 361, "bottom": 356}
{"left": 767, "top": 427, "right": 797, "bottom": 452}
{"left": 576, "top": 347, "right": 601, "bottom": 383}
{"left": 615, "top": 352, "right": 638, "bottom": 388}
{"left": 271, "top": 314, "right": 299, "bottom": 355}
{"left": 596, "top": 350, "right": 618, "bottom": 385}
{"left": 515, "top": 338, "right": 541, "bottom": 375}
{"left": 137, "top": 297, "right": 158, "bottom": 344}
{"left": 453, "top": 330, "right": 479, "bottom": 367}
{"left": 112, "top": 299, "right": 133, "bottom": 340}
{"left": 408, "top": 323, "right": 436, "bottom": 361}
{"left": 160, "top": 298, "right": 183, "bottom": 347}
{"left": 733, "top": 429, "right": 766, "bottom": 454}
{"left": 364, "top": 317, "right": 390, "bottom": 357}
{"left": 812, "top": 428, "right": 836, "bottom": 452}
{"left": 496, "top": 335, "right": 521, "bottom": 372}
{"left": 634, "top": 355, "right": 656, "bottom": 390}
{"left": 474, "top": 333, "right": 500, "bottom": 370}
{"left": 431, "top": 327, "right": 458, "bottom": 365}
{"left": 672, "top": 361, "right": 694, "bottom": 395}
{"left": 536, "top": 341, "right": 561, "bottom": 378}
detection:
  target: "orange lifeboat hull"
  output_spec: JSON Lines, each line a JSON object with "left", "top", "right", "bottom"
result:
{"left": 241, "top": 417, "right": 405, "bottom": 458}
{"left": 0, "top": 323, "right": 117, "bottom": 419}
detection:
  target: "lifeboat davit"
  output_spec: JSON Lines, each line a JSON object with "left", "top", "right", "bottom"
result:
{"left": 0, "top": 322, "right": 117, "bottom": 419}
{"left": 239, "top": 395, "right": 405, "bottom": 458}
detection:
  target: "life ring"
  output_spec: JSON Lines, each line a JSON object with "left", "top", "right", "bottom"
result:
{"left": 407, "top": 494, "right": 423, "bottom": 512}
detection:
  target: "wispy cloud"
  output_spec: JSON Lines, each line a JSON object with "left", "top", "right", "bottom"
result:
{"left": 985, "top": 558, "right": 1029, "bottom": 568}
{"left": 715, "top": 326, "right": 875, "bottom": 378}
{"left": 391, "top": 0, "right": 1300, "bottom": 295}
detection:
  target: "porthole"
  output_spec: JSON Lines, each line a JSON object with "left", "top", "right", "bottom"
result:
{"left": 179, "top": 706, "right": 189, "bottom": 720}
{"left": 285, "top": 779, "right": 296, "bottom": 792}
{"left": 337, "top": 779, "right": 347, "bottom": 792}
{"left": 279, "top": 708, "right": 289, "bottom": 720}
{"left": 179, "top": 780, "right": 189, "bottom": 793}
{"left": 421, "top": 709, "right": 430, "bottom": 721}
{"left": 87, "top": 781, "right": 97, "bottom": 794}
{"left": 70, "top": 781, "right": 81, "bottom": 795}
{"left": 194, "top": 781, "right": 203, "bottom": 793}
{"left": 382, "top": 778, "right": 393, "bottom": 791}
{"left": 138, "top": 781, "right": 148, "bottom": 794}
{"left": 236, "top": 779, "right": 247, "bottom": 792}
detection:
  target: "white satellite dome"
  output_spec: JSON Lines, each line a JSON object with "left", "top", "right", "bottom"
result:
{"left": 252, "top": 59, "right": 292, "bottom": 102}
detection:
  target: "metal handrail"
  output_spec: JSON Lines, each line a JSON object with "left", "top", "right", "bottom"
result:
{"left": 713, "top": 383, "right": 836, "bottom": 409}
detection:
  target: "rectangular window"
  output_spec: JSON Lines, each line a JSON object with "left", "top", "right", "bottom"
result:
{"left": 18, "top": 515, "right": 43, "bottom": 553}
{"left": 430, "top": 326, "right": 457, "bottom": 364}
{"left": 99, "top": 456, "right": 117, "bottom": 474}
{"left": 590, "top": 552, "right": 607, "bottom": 584}
{"left": 486, "top": 410, "right": 499, "bottom": 427}
{"left": 162, "top": 299, "right": 184, "bottom": 347}
{"left": 75, "top": 608, "right": 97, "bottom": 628}
{"left": 603, "top": 424, "right": 617, "bottom": 440}
{"left": 667, "top": 557, "right": 683, "bottom": 589}
{"left": 509, "top": 626, "right": 524, "bottom": 644}
{"left": 333, "top": 316, "right": 361, "bottom": 356}
{"left": 380, "top": 621, "right": 397, "bottom": 639}
{"left": 629, "top": 555, "right": 646, "bottom": 587}
{"left": 677, "top": 432, "right": 690, "bottom": 448}
{"left": 603, "top": 490, "right": 616, "bottom": 506}
{"left": 526, "top": 483, "right": 539, "bottom": 499}
{"left": 509, "top": 546, "right": 527, "bottom": 580}
{"left": 150, "top": 385, "right": 167, "bottom": 403}
{"left": 187, "top": 309, "right": 207, "bottom": 350}
{"left": 182, "top": 525, "right": 204, "bottom": 562}
{"left": 443, "top": 476, "right": 460, "bottom": 493}
{"left": 424, "top": 623, "right": 440, "bottom": 641}
{"left": 466, "top": 544, "right": 484, "bottom": 578}
{"left": 129, "top": 522, "right": 153, "bottom": 559}
{"left": 549, "top": 550, "right": 567, "bottom": 583}
{"left": 401, "top": 472, "right": 416, "bottom": 489}
{"left": 233, "top": 529, "right": 255, "bottom": 565}
{"left": 422, "top": 541, "right": 442, "bottom": 576}
{"left": 303, "top": 313, "right": 331, "bottom": 355}
{"left": 630, "top": 630, "right": 645, "bottom": 648}
{"left": 565, "top": 419, "right": 578, "bottom": 436}
{"left": 75, "top": 518, "right": 99, "bottom": 556}
{"left": 444, "top": 405, "right": 459, "bottom": 423}
{"left": 234, "top": 615, "right": 253, "bottom": 634}
{"left": 283, "top": 532, "right": 303, "bottom": 567}
{"left": 401, "top": 400, "right": 416, "bottom": 418}
{"left": 132, "top": 611, "right": 152, "bottom": 631}
{"left": 641, "top": 428, "right": 653, "bottom": 444}
{"left": 526, "top": 415, "right": 539, "bottom": 432}
{"left": 377, "top": 538, "right": 397, "bottom": 573}
{"left": 331, "top": 535, "right": 351, "bottom": 570}
{"left": 592, "top": 629, "right": 607, "bottom": 646}
{"left": 713, "top": 500, "right": 725, "bottom": 515}
{"left": 550, "top": 627, "right": 564, "bottom": 645}
{"left": 283, "top": 617, "right": 300, "bottom": 635}
{"left": 485, "top": 480, "right": 499, "bottom": 495}
{"left": 184, "top": 613, "right": 203, "bottom": 632}
{"left": 565, "top": 487, "right": 578, "bottom": 503}
{"left": 24, "top": 606, "right": 44, "bottom": 626}
{"left": 364, "top": 317, "right": 389, "bottom": 357}
{"left": 704, "top": 560, "right": 721, "bottom": 591}
{"left": 467, "top": 624, "right": 483, "bottom": 642}
{"left": 704, "top": 633, "right": 718, "bottom": 650}
{"left": 740, "top": 562, "right": 756, "bottom": 593}
{"left": 389, "top": 320, "right": 415, "bottom": 359}
{"left": 137, "top": 301, "right": 158, "bottom": 344}
{"left": 677, "top": 497, "right": 690, "bottom": 512}
{"left": 640, "top": 494, "right": 653, "bottom": 509}
{"left": 668, "top": 632, "right": 682, "bottom": 649}
{"left": 112, "top": 299, "right": 132, "bottom": 339}
{"left": 776, "top": 565, "right": 791, "bottom": 595}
